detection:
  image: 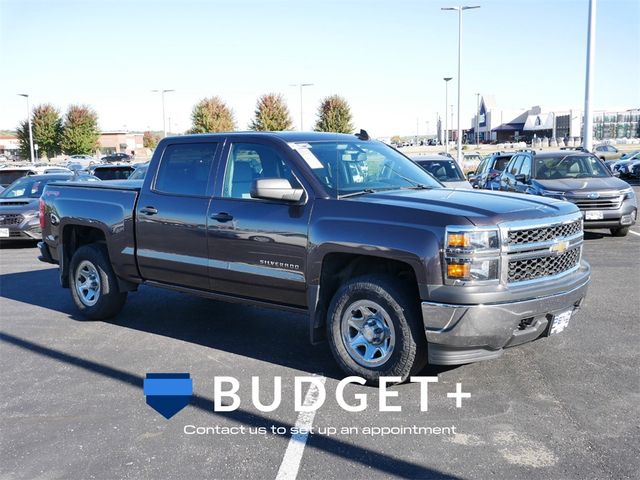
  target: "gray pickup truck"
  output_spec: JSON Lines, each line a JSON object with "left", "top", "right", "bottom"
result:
{"left": 39, "top": 132, "right": 590, "bottom": 382}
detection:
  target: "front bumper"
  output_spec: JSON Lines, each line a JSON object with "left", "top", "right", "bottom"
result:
{"left": 421, "top": 264, "right": 590, "bottom": 365}
{"left": 0, "top": 225, "right": 42, "bottom": 240}
{"left": 581, "top": 201, "right": 636, "bottom": 230}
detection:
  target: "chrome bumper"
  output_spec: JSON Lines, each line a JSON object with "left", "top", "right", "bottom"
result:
{"left": 421, "top": 266, "right": 590, "bottom": 365}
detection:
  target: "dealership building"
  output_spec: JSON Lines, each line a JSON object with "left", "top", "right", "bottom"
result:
{"left": 467, "top": 96, "right": 639, "bottom": 143}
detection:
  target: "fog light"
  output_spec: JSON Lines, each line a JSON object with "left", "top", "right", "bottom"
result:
{"left": 621, "top": 213, "right": 634, "bottom": 225}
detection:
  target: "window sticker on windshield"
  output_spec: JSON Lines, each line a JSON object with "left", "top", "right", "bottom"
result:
{"left": 289, "top": 143, "right": 323, "bottom": 169}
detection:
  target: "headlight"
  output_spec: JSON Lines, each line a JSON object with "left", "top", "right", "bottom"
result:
{"left": 621, "top": 187, "right": 635, "bottom": 200}
{"left": 444, "top": 227, "right": 500, "bottom": 284}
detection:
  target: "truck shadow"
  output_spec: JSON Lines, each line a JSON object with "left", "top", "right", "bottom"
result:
{"left": 0, "top": 267, "right": 456, "bottom": 381}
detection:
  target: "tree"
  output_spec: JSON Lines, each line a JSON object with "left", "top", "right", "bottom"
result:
{"left": 143, "top": 131, "right": 161, "bottom": 149}
{"left": 390, "top": 135, "right": 402, "bottom": 145}
{"left": 190, "top": 96, "right": 235, "bottom": 133}
{"left": 60, "top": 105, "right": 100, "bottom": 155}
{"left": 249, "top": 93, "right": 293, "bottom": 131}
{"left": 16, "top": 104, "right": 63, "bottom": 160}
{"left": 314, "top": 95, "right": 354, "bottom": 134}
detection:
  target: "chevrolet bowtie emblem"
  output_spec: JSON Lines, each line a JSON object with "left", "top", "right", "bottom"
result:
{"left": 549, "top": 240, "right": 569, "bottom": 254}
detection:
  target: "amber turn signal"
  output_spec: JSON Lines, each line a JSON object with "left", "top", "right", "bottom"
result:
{"left": 447, "top": 233, "right": 469, "bottom": 248}
{"left": 447, "top": 263, "right": 470, "bottom": 278}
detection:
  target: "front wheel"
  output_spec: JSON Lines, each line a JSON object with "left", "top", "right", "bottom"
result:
{"left": 69, "top": 244, "right": 127, "bottom": 319}
{"left": 610, "top": 226, "right": 629, "bottom": 237}
{"left": 326, "top": 275, "right": 427, "bottom": 384}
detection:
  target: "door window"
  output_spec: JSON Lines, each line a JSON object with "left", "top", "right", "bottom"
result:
{"left": 509, "top": 155, "right": 523, "bottom": 175}
{"left": 154, "top": 143, "right": 217, "bottom": 196}
{"left": 222, "top": 143, "right": 299, "bottom": 199}
{"left": 520, "top": 157, "right": 532, "bottom": 179}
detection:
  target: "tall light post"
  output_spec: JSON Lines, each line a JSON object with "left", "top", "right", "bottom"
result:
{"left": 582, "top": 0, "right": 597, "bottom": 152}
{"left": 290, "top": 83, "right": 313, "bottom": 131}
{"left": 442, "top": 5, "right": 480, "bottom": 163}
{"left": 152, "top": 89, "right": 175, "bottom": 137}
{"left": 475, "top": 92, "right": 480, "bottom": 146}
{"left": 451, "top": 105, "right": 454, "bottom": 144}
{"left": 17, "top": 94, "right": 35, "bottom": 163}
{"left": 443, "top": 77, "right": 452, "bottom": 153}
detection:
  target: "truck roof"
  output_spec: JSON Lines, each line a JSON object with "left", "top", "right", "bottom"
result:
{"left": 173, "top": 131, "right": 366, "bottom": 143}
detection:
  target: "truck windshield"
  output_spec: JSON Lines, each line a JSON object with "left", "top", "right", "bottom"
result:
{"left": 291, "top": 140, "right": 441, "bottom": 197}
{"left": 534, "top": 155, "right": 610, "bottom": 179}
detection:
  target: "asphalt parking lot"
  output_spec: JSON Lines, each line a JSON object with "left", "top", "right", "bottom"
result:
{"left": 1, "top": 186, "right": 639, "bottom": 480}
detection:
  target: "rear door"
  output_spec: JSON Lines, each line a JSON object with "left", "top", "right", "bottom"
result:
{"left": 136, "top": 140, "right": 220, "bottom": 289}
{"left": 206, "top": 140, "right": 311, "bottom": 307}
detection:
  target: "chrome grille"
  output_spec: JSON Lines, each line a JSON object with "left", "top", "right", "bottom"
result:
{"left": 0, "top": 214, "right": 23, "bottom": 225}
{"left": 508, "top": 219, "right": 581, "bottom": 245}
{"left": 569, "top": 196, "right": 622, "bottom": 210}
{"left": 508, "top": 247, "right": 581, "bottom": 283}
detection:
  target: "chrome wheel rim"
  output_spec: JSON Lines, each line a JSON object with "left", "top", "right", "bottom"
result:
{"left": 75, "top": 260, "right": 101, "bottom": 307}
{"left": 341, "top": 300, "right": 395, "bottom": 368}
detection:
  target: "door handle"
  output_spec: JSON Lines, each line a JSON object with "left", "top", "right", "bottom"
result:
{"left": 140, "top": 206, "right": 158, "bottom": 215}
{"left": 211, "top": 212, "right": 233, "bottom": 222}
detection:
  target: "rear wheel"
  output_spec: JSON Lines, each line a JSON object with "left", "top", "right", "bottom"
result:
{"left": 69, "top": 244, "right": 127, "bottom": 319}
{"left": 326, "top": 275, "right": 427, "bottom": 384}
{"left": 610, "top": 226, "right": 629, "bottom": 237}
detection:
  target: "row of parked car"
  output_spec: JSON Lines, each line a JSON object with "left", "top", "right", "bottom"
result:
{"left": 410, "top": 148, "right": 637, "bottom": 237}
{"left": 0, "top": 160, "right": 146, "bottom": 241}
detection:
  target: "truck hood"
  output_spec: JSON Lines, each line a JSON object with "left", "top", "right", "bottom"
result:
{"left": 350, "top": 187, "right": 578, "bottom": 226}
{"left": 533, "top": 177, "right": 630, "bottom": 193}
{"left": 0, "top": 197, "right": 39, "bottom": 215}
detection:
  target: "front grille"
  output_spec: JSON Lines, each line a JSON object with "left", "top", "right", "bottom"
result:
{"left": 508, "top": 219, "right": 581, "bottom": 245}
{"left": 508, "top": 247, "right": 581, "bottom": 283}
{"left": 0, "top": 214, "right": 23, "bottom": 226}
{"left": 570, "top": 196, "right": 622, "bottom": 210}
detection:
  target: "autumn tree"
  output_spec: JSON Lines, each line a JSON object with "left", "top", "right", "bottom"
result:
{"left": 16, "top": 104, "right": 63, "bottom": 159}
{"left": 314, "top": 95, "right": 354, "bottom": 134}
{"left": 143, "top": 131, "right": 161, "bottom": 149}
{"left": 190, "top": 96, "right": 236, "bottom": 133}
{"left": 249, "top": 93, "right": 293, "bottom": 131}
{"left": 60, "top": 105, "right": 100, "bottom": 155}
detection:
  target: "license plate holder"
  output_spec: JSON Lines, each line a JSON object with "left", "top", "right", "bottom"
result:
{"left": 549, "top": 309, "right": 573, "bottom": 335}
{"left": 585, "top": 210, "right": 603, "bottom": 220}
{"left": 0, "top": 228, "right": 8, "bottom": 238}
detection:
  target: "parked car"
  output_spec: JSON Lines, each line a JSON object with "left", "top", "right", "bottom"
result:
{"left": 31, "top": 165, "right": 72, "bottom": 175}
{"left": 618, "top": 159, "right": 640, "bottom": 178}
{"left": 67, "top": 155, "right": 97, "bottom": 168}
{"left": 461, "top": 153, "right": 482, "bottom": 174}
{"left": 88, "top": 164, "right": 136, "bottom": 180}
{"left": 0, "top": 166, "right": 37, "bottom": 188}
{"left": 411, "top": 156, "right": 472, "bottom": 188}
{"left": 610, "top": 158, "right": 638, "bottom": 178}
{"left": 499, "top": 150, "right": 636, "bottom": 236}
{"left": 101, "top": 153, "right": 131, "bottom": 163}
{"left": 128, "top": 162, "right": 149, "bottom": 181}
{"left": 619, "top": 150, "right": 640, "bottom": 160}
{"left": 39, "top": 131, "right": 591, "bottom": 383}
{"left": 0, "top": 173, "right": 99, "bottom": 241}
{"left": 468, "top": 152, "right": 515, "bottom": 189}
{"left": 66, "top": 162, "right": 88, "bottom": 173}
{"left": 593, "top": 144, "right": 622, "bottom": 161}
{"left": 631, "top": 162, "right": 640, "bottom": 179}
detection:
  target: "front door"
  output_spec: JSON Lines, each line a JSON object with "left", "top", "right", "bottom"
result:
{"left": 207, "top": 141, "right": 311, "bottom": 307}
{"left": 136, "top": 141, "right": 220, "bottom": 290}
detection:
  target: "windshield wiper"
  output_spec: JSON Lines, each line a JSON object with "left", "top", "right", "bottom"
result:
{"left": 338, "top": 189, "right": 378, "bottom": 198}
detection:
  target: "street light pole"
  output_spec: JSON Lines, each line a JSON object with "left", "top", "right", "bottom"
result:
{"left": 442, "top": 5, "right": 480, "bottom": 163}
{"left": 17, "top": 94, "right": 35, "bottom": 163}
{"left": 152, "top": 89, "right": 175, "bottom": 137}
{"left": 443, "top": 77, "right": 452, "bottom": 153}
{"left": 290, "top": 83, "right": 314, "bottom": 131}
{"left": 582, "top": 0, "right": 597, "bottom": 152}
{"left": 475, "top": 92, "right": 480, "bottom": 146}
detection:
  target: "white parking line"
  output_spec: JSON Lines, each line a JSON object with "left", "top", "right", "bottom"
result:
{"left": 275, "top": 376, "right": 326, "bottom": 480}
{"left": 629, "top": 230, "right": 640, "bottom": 237}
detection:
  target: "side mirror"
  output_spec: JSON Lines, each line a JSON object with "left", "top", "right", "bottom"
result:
{"left": 251, "top": 178, "right": 305, "bottom": 202}
{"left": 612, "top": 171, "right": 621, "bottom": 177}
{"left": 515, "top": 173, "right": 527, "bottom": 183}
{"left": 467, "top": 173, "right": 476, "bottom": 182}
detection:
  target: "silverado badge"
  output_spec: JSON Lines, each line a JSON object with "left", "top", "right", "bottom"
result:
{"left": 549, "top": 240, "right": 570, "bottom": 254}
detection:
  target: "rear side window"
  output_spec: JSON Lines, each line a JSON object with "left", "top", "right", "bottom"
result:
{"left": 93, "top": 167, "right": 134, "bottom": 180}
{"left": 155, "top": 143, "right": 218, "bottom": 196}
{"left": 493, "top": 156, "right": 511, "bottom": 171}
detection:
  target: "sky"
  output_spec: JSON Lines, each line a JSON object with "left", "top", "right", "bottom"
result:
{"left": 1, "top": 0, "right": 639, "bottom": 138}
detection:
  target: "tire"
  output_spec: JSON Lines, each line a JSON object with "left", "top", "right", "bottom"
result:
{"left": 326, "top": 275, "right": 427, "bottom": 384}
{"left": 610, "top": 226, "right": 629, "bottom": 237}
{"left": 69, "top": 244, "right": 127, "bottom": 319}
